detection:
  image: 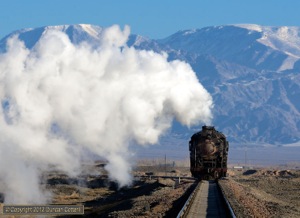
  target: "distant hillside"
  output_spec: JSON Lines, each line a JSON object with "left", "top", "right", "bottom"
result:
{"left": 132, "top": 24, "right": 300, "bottom": 145}
{"left": 1, "top": 24, "right": 300, "bottom": 145}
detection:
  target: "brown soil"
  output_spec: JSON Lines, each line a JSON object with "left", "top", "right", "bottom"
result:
{"left": 1, "top": 163, "right": 299, "bottom": 218}
{"left": 49, "top": 164, "right": 195, "bottom": 217}
{"left": 219, "top": 169, "right": 300, "bottom": 218}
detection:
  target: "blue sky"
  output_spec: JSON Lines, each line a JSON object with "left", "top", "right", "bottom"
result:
{"left": 1, "top": 0, "right": 300, "bottom": 39}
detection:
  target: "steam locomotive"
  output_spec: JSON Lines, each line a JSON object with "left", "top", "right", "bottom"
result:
{"left": 189, "top": 126, "right": 229, "bottom": 179}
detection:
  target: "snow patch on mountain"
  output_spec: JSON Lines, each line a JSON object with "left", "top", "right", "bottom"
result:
{"left": 1, "top": 24, "right": 300, "bottom": 145}
{"left": 128, "top": 35, "right": 150, "bottom": 46}
{"left": 78, "top": 24, "right": 101, "bottom": 39}
{"left": 0, "top": 24, "right": 105, "bottom": 51}
{"left": 278, "top": 55, "right": 299, "bottom": 71}
{"left": 183, "top": 29, "right": 197, "bottom": 35}
{"left": 234, "top": 24, "right": 263, "bottom": 32}
{"left": 257, "top": 26, "right": 300, "bottom": 57}
{"left": 224, "top": 24, "right": 300, "bottom": 70}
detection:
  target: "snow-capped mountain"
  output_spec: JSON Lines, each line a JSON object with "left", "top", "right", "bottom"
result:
{"left": 132, "top": 24, "right": 300, "bottom": 145}
{"left": 1, "top": 24, "right": 300, "bottom": 146}
{"left": 0, "top": 24, "right": 104, "bottom": 51}
{"left": 159, "top": 24, "right": 300, "bottom": 71}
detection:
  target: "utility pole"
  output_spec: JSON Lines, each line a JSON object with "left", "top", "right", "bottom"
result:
{"left": 165, "top": 154, "right": 167, "bottom": 176}
{"left": 244, "top": 146, "right": 247, "bottom": 167}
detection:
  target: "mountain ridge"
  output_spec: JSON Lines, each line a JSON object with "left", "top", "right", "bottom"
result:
{"left": 1, "top": 24, "right": 300, "bottom": 146}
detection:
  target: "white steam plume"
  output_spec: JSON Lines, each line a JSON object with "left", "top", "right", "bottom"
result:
{"left": 0, "top": 25, "right": 213, "bottom": 203}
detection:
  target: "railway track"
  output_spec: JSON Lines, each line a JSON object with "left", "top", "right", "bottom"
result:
{"left": 177, "top": 180, "right": 236, "bottom": 218}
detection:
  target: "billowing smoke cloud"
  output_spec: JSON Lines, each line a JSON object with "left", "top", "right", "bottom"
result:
{"left": 0, "top": 25, "right": 213, "bottom": 203}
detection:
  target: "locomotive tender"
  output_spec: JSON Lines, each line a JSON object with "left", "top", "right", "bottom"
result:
{"left": 189, "top": 126, "right": 229, "bottom": 179}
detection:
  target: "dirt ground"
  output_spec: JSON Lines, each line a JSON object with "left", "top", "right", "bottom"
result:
{"left": 0, "top": 163, "right": 299, "bottom": 218}
{"left": 51, "top": 165, "right": 300, "bottom": 218}
{"left": 219, "top": 168, "right": 300, "bottom": 218}
{"left": 49, "top": 164, "right": 195, "bottom": 218}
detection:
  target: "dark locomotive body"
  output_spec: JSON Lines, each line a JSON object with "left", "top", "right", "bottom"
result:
{"left": 189, "top": 126, "right": 229, "bottom": 179}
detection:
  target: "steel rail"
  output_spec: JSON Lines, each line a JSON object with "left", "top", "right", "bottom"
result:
{"left": 176, "top": 180, "right": 202, "bottom": 218}
{"left": 218, "top": 180, "right": 236, "bottom": 218}
{"left": 177, "top": 180, "right": 236, "bottom": 218}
